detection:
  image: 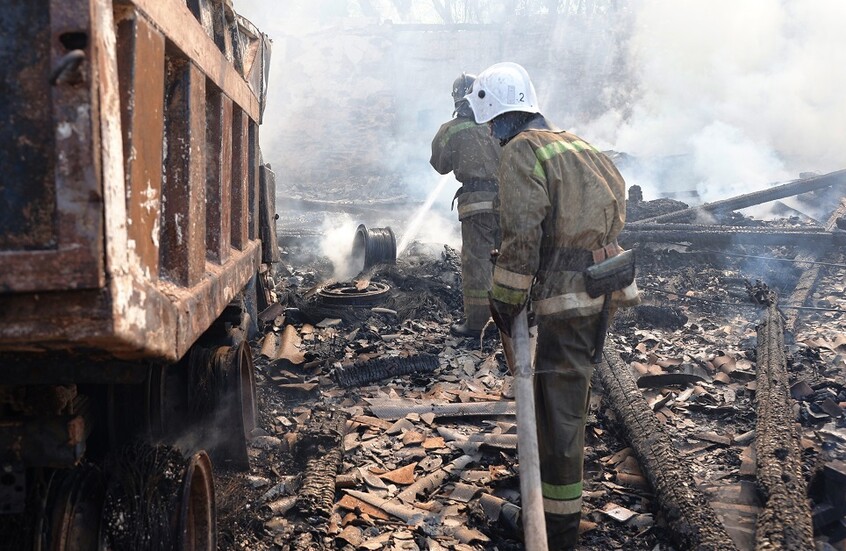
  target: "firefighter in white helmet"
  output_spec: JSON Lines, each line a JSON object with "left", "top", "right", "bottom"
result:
{"left": 430, "top": 73, "right": 502, "bottom": 337}
{"left": 466, "top": 62, "right": 640, "bottom": 549}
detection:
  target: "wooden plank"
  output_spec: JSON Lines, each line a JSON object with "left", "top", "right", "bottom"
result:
{"left": 125, "top": 0, "right": 259, "bottom": 121}
{"left": 231, "top": 106, "right": 249, "bottom": 250}
{"left": 205, "top": 88, "right": 232, "bottom": 263}
{"left": 116, "top": 12, "right": 165, "bottom": 279}
{"left": 161, "top": 56, "right": 206, "bottom": 286}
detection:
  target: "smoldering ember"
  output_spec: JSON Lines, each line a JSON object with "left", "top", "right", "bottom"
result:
{"left": 2, "top": 2, "right": 846, "bottom": 551}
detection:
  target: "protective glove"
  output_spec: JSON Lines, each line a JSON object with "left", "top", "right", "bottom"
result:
{"left": 488, "top": 293, "right": 527, "bottom": 338}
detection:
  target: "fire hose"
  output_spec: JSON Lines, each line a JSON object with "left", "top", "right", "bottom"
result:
{"left": 509, "top": 307, "right": 548, "bottom": 551}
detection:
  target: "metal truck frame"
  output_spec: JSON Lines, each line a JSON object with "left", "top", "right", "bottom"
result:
{"left": 0, "top": 0, "right": 277, "bottom": 546}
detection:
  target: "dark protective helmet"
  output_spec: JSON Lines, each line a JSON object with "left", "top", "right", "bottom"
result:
{"left": 452, "top": 72, "right": 476, "bottom": 103}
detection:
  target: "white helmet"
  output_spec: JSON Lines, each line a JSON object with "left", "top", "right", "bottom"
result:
{"left": 465, "top": 62, "right": 540, "bottom": 124}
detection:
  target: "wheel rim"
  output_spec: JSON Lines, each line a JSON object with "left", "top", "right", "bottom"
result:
{"left": 235, "top": 341, "right": 257, "bottom": 438}
{"left": 178, "top": 451, "right": 216, "bottom": 551}
{"left": 188, "top": 342, "right": 256, "bottom": 469}
{"left": 41, "top": 466, "right": 104, "bottom": 551}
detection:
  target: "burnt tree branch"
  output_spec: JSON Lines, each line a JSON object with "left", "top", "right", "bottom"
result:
{"left": 596, "top": 346, "right": 738, "bottom": 550}
{"left": 754, "top": 302, "right": 814, "bottom": 549}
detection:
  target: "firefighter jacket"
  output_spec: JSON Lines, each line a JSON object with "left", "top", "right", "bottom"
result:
{"left": 491, "top": 127, "right": 640, "bottom": 318}
{"left": 430, "top": 116, "right": 501, "bottom": 220}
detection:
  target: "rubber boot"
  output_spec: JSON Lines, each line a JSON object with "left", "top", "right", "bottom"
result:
{"left": 450, "top": 322, "right": 481, "bottom": 338}
{"left": 451, "top": 302, "right": 492, "bottom": 338}
{"left": 545, "top": 511, "right": 581, "bottom": 550}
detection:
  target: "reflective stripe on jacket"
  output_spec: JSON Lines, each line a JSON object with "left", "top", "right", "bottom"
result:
{"left": 491, "top": 129, "right": 640, "bottom": 317}
{"left": 456, "top": 190, "right": 497, "bottom": 220}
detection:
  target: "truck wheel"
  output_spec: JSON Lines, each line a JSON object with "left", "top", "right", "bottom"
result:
{"left": 38, "top": 465, "right": 105, "bottom": 551}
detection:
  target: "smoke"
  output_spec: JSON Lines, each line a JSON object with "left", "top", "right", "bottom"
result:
{"left": 316, "top": 208, "right": 461, "bottom": 280}
{"left": 581, "top": 0, "right": 846, "bottom": 205}
{"left": 232, "top": 0, "right": 846, "bottom": 239}
{"left": 319, "top": 214, "right": 360, "bottom": 280}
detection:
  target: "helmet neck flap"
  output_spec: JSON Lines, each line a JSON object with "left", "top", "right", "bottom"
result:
{"left": 490, "top": 112, "right": 556, "bottom": 146}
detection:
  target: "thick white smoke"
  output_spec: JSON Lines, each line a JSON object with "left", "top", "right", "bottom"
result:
{"left": 583, "top": 0, "right": 846, "bottom": 202}
{"left": 234, "top": 0, "right": 846, "bottom": 227}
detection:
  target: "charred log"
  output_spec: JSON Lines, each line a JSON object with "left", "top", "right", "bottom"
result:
{"left": 785, "top": 197, "right": 846, "bottom": 333}
{"left": 619, "top": 224, "right": 844, "bottom": 248}
{"left": 631, "top": 169, "right": 846, "bottom": 225}
{"left": 334, "top": 353, "right": 438, "bottom": 388}
{"left": 596, "top": 346, "right": 738, "bottom": 550}
{"left": 295, "top": 410, "right": 347, "bottom": 522}
{"left": 754, "top": 302, "right": 815, "bottom": 550}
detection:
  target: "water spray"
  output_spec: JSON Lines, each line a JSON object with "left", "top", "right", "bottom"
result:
{"left": 396, "top": 173, "right": 453, "bottom": 256}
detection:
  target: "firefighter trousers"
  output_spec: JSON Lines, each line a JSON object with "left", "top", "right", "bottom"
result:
{"left": 459, "top": 211, "right": 499, "bottom": 330}
{"left": 533, "top": 313, "right": 601, "bottom": 550}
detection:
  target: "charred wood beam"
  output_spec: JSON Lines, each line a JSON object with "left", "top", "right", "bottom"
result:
{"left": 618, "top": 224, "right": 844, "bottom": 248}
{"left": 596, "top": 346, "right": 738, "bottom": 550}
{"left": 754, "top": 302, "right": 815, "bottom": 550}
{"left": 366, "top": 400, "right": 515, "bottom": 420}
{"left": 631, "top": 169, "right": 846, "bottom": 225}
{"left": 295, "top": 410, "right": 347, "bottom": 521}
{"left": 785, "top": 198, "right": 846, "bottom": 333}
{"left": 334, "top": 353, "right": 438, "bottom": 388}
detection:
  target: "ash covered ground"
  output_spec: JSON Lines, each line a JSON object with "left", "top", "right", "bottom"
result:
{"left": 215, "top": 201, "right": 846, "bottom": 551}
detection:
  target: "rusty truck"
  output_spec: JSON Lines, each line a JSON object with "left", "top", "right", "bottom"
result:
{"left": 0, "top": 0, "right": 278, "bottom": 548}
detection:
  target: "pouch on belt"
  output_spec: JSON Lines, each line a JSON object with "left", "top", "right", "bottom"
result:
{"left": 585, "top": 249, "right": 636, "bottom": 363}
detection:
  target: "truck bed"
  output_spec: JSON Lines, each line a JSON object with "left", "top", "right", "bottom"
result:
{"left": 0, "top": 0, "right": 275, "bottom": 361}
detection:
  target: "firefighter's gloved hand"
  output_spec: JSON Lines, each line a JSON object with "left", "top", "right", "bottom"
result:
{"left": 488, "top": 295, "right": 524, "bottom": 338}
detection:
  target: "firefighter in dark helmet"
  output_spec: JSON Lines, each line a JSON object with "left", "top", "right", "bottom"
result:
{"left": 430, "top": 73, "right": 502, "bottom": 337}
{"left": 466, "top": 62, "right": 640, "bottom": 550}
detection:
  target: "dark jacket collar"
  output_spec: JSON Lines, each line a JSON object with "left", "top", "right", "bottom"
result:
{"left": 494, "top": 112, "right": 560, "bottom": 146}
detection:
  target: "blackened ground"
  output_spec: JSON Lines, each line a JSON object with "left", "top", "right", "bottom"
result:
{"left": 216, "top": 218, "right": 846, "bottom": 550}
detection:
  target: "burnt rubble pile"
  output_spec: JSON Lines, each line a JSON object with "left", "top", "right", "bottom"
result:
{"left": 216, "top": 173, "right": 846, "bottom": 551}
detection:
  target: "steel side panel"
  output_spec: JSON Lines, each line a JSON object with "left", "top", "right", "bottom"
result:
{"left": 125, "top": 0, "right": 260, "bottom": 120}
{"left": 117, "top": 12, "right": 165, "bottom": 280}
{"left": 0, "top": 241, "right": 260, "bottom": 362}
{"left": 161, "top": 58, "right": 207, "bottom": 287}
{"left": 231, "top": 108, "right": 249, "bottom": 250}
{"left": 0, "top": 0, "right": 105, "bottom": 293}
{"left": 205, "top": 90, "right": 233, "bottom": 264}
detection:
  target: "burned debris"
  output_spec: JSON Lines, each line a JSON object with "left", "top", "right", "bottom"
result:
{"left": 208, "top": 169, "right": 846, "bottom": 551}
{"left": 3, "top": 1, "right": 843, "bottom": 549}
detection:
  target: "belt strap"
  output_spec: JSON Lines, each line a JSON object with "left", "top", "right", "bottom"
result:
{"left": 541, "top": 240, "right": 623, "bottom": 272}
{"left": 460, "top": 178, "right": 498, "bottom": 193}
